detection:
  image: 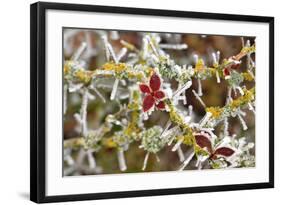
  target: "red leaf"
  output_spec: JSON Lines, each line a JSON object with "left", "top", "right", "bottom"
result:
{"left": 154, "top": 90, "right": 165, "bottom": 99}
{"left": 223, "top": 68, "right": 230, "bottom": 76}
{"left": 231, "top": 63, "right": 240, "bottom": 70}
{"left": 149, "top": 73, "right": 161, "bottom": 91}
{"left": 214, "top": 147, "right": 235, "bottom": 157}
{"left": 155, "top": 101, "right": 165, "bottom": 110}
{"left": 195, "top": 134, "right": 212, "bottom": 153}
{"left": 139, "top": 84, "right": 151, "bottom": 93}
{"left": 143, "top": 94, "right": 155, "bottom": 112}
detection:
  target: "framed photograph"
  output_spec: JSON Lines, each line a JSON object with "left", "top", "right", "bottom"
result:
{"left": 30, "top": 2, "right": 274, "bottom": 203}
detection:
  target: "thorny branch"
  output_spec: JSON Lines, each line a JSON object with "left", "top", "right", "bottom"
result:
{"left": 63, "top": 32, "right": 256, "bottom": 174}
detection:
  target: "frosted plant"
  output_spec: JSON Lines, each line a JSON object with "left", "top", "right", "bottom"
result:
{"left": 63, "top": 29, "right": 255, "bottom": 175}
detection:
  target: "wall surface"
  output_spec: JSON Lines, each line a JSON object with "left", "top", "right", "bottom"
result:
{"left": 0, "top": 0, "right": 279, "bottom": 204}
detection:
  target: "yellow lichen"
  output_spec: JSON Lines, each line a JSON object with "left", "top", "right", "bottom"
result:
{"left": 242, "top": 72, "right": 254, "bottom": 81}
{"left": 195, "top": 58, "right": 206, "bottom": 72}
{"left": 181, "top": 133, "right": 195, "bottom": 146}
{"left": 167, "top": 101, "right": 193, "bottom": 135}
{"left": 206, "top": 107, "right": 223, "bottom": 119}
{"left": 64, "top": 63, "right": 71, "bottom": 75}
{"left": 102, "top": 137, "right": 117, "bottom": 148}
{"left": 241, "top": 44, "right": 255, "bottom": 54}
{"left": 127, "top": 71, "right": 144, "bottom": 81}
{"left": 102, "top": 62, "right": 127, "bottom": 73}
{"left": 229, "top": 88, "right": 255, "bottom": 109}
{"left": 208, "top": 67, "right": 217, "bottom": 75}
{"left": 168, "top": 102, "right": 184, "bottom": 126}
{"left": 74, "top": 68, "right": 92, "bottom": 84}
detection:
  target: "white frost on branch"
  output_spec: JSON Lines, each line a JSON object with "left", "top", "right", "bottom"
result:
{"left": 71, "top": 41, "right": 87, "bottom": 61}
{"left": 117, "top": 149, "right": 127, "bottom": 171}
{"left": 192, "top": 89, "right": 206, "bottom": 108}
{"left": 142, "top": 152, "right": 150, "bottom": 171}
{"left": 80, "top": 88, "right": 89, "bottom": 137}
{"left": 178, "top": 149, "right": 195, "bottom": 171}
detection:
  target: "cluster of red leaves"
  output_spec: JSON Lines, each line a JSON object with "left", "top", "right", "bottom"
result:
{"left": 195, "top": 133, "right": 235, "bottom": 160}
{"left": 139, "top": 73, "right": 166, "bottom": 112}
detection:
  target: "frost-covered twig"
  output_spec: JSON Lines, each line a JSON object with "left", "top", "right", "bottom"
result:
{"left": 117, "top": 149, "right": 127, "bottom": 171}
{"left": 80, "top": 88, "right": 89, "bottom": 137}
{"left": 192, "top": 89, "right": 206, "bottom": 108}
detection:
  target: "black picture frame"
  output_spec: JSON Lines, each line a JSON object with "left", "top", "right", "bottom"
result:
{"left": 30, "top": 2, "right": 274, "bottom": 203}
